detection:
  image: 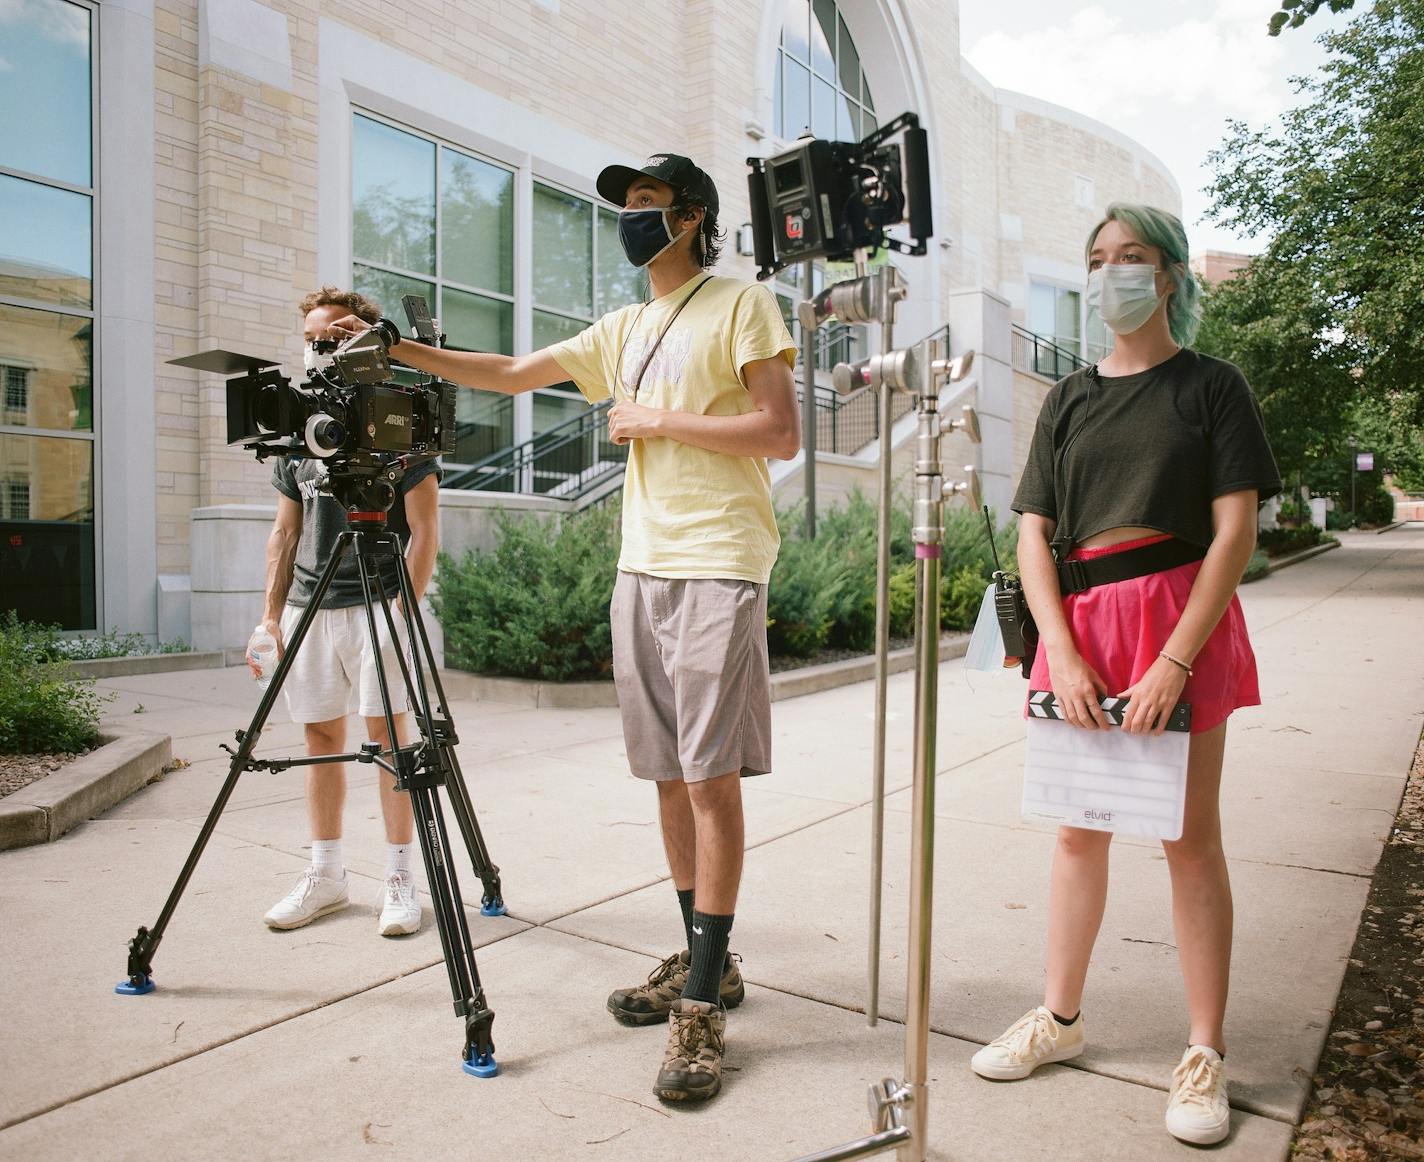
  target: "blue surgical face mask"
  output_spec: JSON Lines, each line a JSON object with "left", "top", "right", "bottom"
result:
{"left": 1086, "top": 263, "right": 1165, "bottom": 335}
{"left": 618, "top": 207, "right": 687, "bottom": 269}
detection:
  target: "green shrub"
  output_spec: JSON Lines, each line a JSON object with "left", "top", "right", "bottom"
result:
{"left": 1258, "top": 525, "right": 1324, "bottom": 556}
{"left": 433, "top": 504, "right": 621, "bottom": 681}
{"left": 5, "top": 619, "right": 190, "bottom": 662}
{"left": 887, "top": 561, "right": 916, "bottom": 638}
{"left": 1356, "top": 483, "right": 1397, "bottom": 526}
{"left": 0, "top": 612, "right": 106, "bottom": 754}
{"left": 770, "top": 495, "right": 1017, "bottom": 650}
{"left": 1242, "top": 548, "right": 1271, "bottom": 583}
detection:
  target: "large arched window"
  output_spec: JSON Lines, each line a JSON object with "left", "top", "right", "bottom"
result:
{"left": 775, "top": 0, "right": 877, "bottom": 143}
{"left": 770, "top": 2, "right": 881, "bottom": 379}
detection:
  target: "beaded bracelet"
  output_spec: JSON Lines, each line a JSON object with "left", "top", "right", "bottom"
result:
{"left": 1159, "top": 650, "right": 1193, "bottom": 677}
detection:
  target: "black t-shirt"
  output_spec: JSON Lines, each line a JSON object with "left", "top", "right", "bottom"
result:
{"left": 271, "top": 457, "right": 441, "bottom": 609}
{"left": 1012, "top": 348, "right": 1281, "bottom": 551}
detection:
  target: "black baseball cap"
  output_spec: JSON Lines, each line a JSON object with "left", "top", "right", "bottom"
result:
{"left": 597, "top": 153, "right": 719, "bottom": 217}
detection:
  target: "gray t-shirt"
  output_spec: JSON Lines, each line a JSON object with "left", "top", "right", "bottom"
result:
{"left": 271, "top": 457, "right": 441, "bottom": 609}
{"left": 1012, "top": 349, "right": 1281, "bottom": 551}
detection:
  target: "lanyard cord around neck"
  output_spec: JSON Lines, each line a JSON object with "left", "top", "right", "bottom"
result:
{"left": 615, "top": 275, "right": 712, "bottom": 401}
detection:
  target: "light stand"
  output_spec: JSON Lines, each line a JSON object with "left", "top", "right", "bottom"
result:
{"left": 791, "top": 326, "right": 980, "bottom": 1162}
{"left": 802, "top": 258, "right": 907, "bottom": 1027}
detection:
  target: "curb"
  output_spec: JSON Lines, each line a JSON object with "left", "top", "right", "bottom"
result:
{"left": 769, "top": 633, "right": 970, "bottom": 702}
{"left": 0, "top": 730, "right": 173, "bottom": 851}
{"left": 1266, "top": 539, "right": 1341, "bottom": 574}
{"left": 438, "top": 632, "right": 973, "bottom": 709}
{"left": 62, "top": 651, "right": 229, "bottom": 680}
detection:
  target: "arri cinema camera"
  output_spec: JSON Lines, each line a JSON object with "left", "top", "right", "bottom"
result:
{"left": 746, "top": 111, "right": 933, "bottom": 280}
{"left": 170, "top": 294, "right": 456, "bottom": 507}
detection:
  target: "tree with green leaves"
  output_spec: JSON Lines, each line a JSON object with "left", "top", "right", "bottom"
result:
{"left": 1194, "top": 261, "right": 1357, "bottom": 487}
{"left": 1212, "top": 0, "right": 1424, "bottom": 421}
{"left": 1268, "top": 0, "right": 1356, "bottom": 36}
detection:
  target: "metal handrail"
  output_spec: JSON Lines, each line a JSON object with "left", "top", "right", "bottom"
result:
{"left": 1011, "top": 323, "right": 1087, "bottom": 380}
{"left": 441, "top": 398, "right": 625, "bottom": 498}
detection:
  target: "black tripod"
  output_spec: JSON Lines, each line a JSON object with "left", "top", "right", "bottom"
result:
{"left": 116, "top": 467, "right": 505, "bottom": 1078}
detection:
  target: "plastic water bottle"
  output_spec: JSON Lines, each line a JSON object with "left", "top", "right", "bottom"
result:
{"left": 248, "top": 625, "right": 278, "bottom": 689}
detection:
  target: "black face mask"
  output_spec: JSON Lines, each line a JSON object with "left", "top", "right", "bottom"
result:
{"left": 618, "top": 207, "right": 688, "bottom": 268}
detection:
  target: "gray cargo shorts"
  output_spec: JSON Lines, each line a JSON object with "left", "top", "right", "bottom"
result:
{"left": 610, "top": 570, "right": 772, "bottom": 783}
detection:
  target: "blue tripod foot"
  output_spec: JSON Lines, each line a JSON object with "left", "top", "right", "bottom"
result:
{"left": 115, "top": 975, "right": 155, "bottom": 996}
{"left": 479, "top": 897, "right": 507, "bottom": 918}
{"left": 462, "top": 1052, "right": 498, "bottom": 1078}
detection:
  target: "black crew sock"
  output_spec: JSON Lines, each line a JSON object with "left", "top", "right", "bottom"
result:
{"left": 1051, "top": 1009, "right": 1080, "bottom": 1026}
{"left": 683, "top": 910, "right": 734, "bottom": 1004}
{"left": 676, "top": 888, "right": 696, "bottom": 957}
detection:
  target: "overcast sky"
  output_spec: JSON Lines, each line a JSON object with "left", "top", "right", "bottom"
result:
{"left": 959, "top": 0, "right": 1357, "bottom": 257}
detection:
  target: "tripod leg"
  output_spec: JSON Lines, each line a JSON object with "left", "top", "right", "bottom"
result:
{"left": 117, "top": 533, "right": 357, "bottom": 995}
{"left": 384, "top": 538, "right": 505, "bottom": 915}
{"left": 352, "top": 532, "right": 498, "bottom": 1077}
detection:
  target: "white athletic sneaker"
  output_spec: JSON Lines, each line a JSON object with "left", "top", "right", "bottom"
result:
{"left": 1166, "top": 1045, "right": 1231, "bottom": 1145}
{"left": 971, "top": 1006, "right": 1085, "bottom": 1080}
{"left": 378, "top": 871, "right": 421, "bottom": 937}
{"left": 264, "top": 867, "right": 350, "bottom": 930}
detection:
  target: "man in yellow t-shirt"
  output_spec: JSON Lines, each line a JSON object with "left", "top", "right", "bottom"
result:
{"left": 334, "top": 153, "right": 799, "bottom": 1102}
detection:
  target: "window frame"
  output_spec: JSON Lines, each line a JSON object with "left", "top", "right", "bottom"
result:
{"left": 0, "top": 0, "right": 100, "bottom": 631}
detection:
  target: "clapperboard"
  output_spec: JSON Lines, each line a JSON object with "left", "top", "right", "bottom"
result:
{"left": 1023, "top": 691, "right": 1193, "bottom": 840}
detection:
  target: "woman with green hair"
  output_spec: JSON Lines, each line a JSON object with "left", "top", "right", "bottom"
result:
{"left": 970, "top": 204, "right": 1281, "bottom": 1146}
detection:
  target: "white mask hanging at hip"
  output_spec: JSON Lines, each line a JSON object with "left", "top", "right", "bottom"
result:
{"left": 1086, "top": 264, "right": 1166, "bottom": 336}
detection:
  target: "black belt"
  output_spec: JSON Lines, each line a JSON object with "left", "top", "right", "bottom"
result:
{"left": 1056, "top": 537, "right": 1206, "bottom": 596}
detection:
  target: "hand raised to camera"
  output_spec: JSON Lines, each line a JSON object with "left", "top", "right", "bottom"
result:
{"left": 327, "top": 314, "right": 375, "bottom": 340}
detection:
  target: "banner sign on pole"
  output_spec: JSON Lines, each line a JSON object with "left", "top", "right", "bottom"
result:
{"left": 1356, "top": 452, "right": 1374, "bottom": 472}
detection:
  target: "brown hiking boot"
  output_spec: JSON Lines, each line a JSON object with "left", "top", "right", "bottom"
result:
{"left": 606, "top": 951, "right": 745, "bottom": 1027}
{"left": 654, "top": 997, "right": 726, "bottom": 1102}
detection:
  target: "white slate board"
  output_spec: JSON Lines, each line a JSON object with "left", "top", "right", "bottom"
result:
{"left": 1023, "top": 716, "right": 1190, "bottom": 840}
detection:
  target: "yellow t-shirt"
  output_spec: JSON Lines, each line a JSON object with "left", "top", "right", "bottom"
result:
{"left": 547, "top": 273, "right": 797, "bottom": 584}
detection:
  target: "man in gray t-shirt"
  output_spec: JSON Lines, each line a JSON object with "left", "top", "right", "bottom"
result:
{"left": 247, "top": 286, "right": 441, "bottom": 939}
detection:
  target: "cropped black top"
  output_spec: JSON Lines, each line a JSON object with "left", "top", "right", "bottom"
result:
{"left": 1011, "top": 348, "right": 1282, "bottom": 551}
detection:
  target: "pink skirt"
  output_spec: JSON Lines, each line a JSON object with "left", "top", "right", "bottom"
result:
{"left": 1026, "top": 534, "right": 1260, "bottom": 734}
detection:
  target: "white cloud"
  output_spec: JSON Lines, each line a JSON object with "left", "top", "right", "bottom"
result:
{"left": 0, "top": 0, "right": 89, "bottom": 48}
{"left": 961, "top": 0, "right": 1343, "bottom": 252}
{"left": 0, "top": 56, "right": 11, "bottom": 72}
{"left": 966, "top": 0, "right": 1291, "bottom": 127}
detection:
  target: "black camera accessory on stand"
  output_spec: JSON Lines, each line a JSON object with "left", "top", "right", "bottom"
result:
{"left": 746, "top": 111, "right": 933, "bottom": 281}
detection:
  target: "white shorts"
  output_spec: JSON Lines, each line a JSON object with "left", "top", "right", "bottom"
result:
{"left": 278, "top": 604, "right": 412, "bottom": 724}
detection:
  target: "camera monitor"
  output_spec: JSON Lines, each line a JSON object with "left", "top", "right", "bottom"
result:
{"left": 746, "top": 111, "right": 933, "bottom": 280}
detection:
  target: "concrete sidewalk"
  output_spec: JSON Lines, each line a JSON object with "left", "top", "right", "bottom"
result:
{"left": 2, "top": 526, "right": 1420, "bottom": 1160}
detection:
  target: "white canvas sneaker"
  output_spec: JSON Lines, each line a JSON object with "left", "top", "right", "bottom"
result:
{"left": 378, "top": 872, "right": 421, "bottom": 937}
{"left": 971, "top": 1005, "right": 1085, "bottom": 1080}
{"left": 1166, "top": 1045, "right": 1231, "bottom": 1145}
{"left": 264, "top": 867, "right": 350, "bottom": 930}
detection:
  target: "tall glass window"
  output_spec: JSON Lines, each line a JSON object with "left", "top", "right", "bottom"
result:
{"left": 1029, "top": 282, "right": 1083, "bottom": 358}
{"left": 352, "top": 113, "right": 516, "bottom": 465}
{"left": 532, "top": 182, "right": 645, "bottom": 434}
{"left": 0, "top": 0, "right": 96, "bottom": 630}
{"left": 776, "top": 0, "right": 875, "bottom": 142}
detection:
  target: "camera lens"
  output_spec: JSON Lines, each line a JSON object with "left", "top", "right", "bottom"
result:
{"left": 304, "top": 413, "right": 345, "bottom": 458}
{"left": 254, "top": 384, "right": 283, "bottom": 432}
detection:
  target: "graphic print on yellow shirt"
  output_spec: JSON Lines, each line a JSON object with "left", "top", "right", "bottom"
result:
{"left": 547, "top": 273, "right": 797, "bottom": 585}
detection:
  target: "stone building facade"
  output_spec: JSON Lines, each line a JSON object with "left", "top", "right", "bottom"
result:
{"left": 0, "top": 0, "right": 1179, "bottom": 641}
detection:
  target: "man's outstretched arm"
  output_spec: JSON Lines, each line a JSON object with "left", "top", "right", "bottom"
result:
{"left": 328, "top": 314, "right": 569, "bottom": 395}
